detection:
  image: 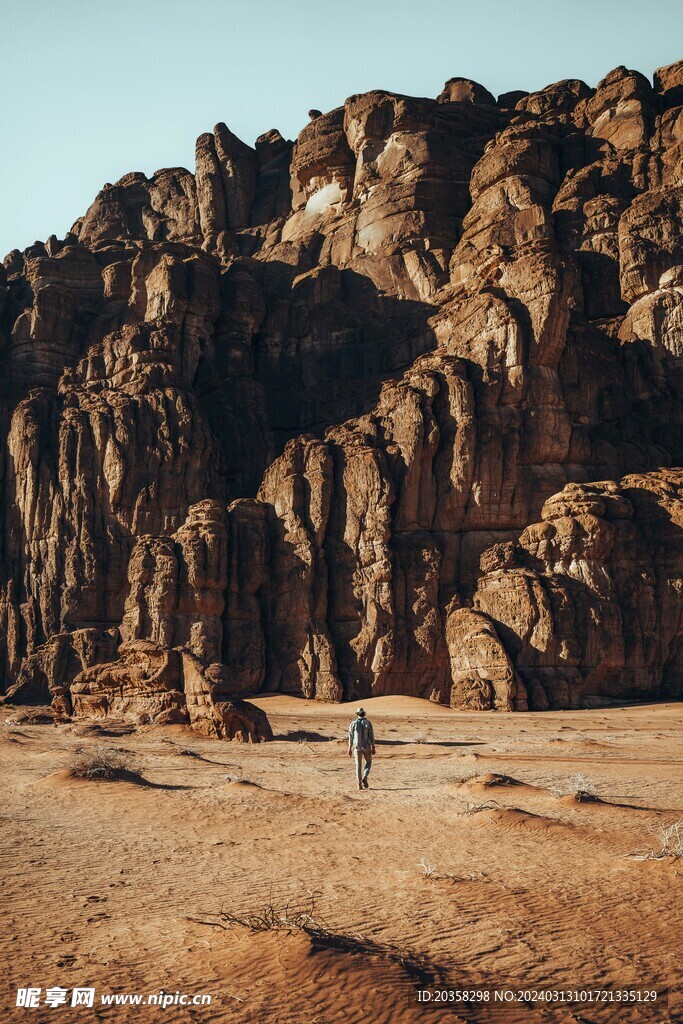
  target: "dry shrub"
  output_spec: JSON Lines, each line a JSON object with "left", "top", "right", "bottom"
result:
{"left": 69, "top": 744, "right": 133, "bottom": 780}
{"left": 417, "top": 858, "right": 470, "bottom": 883}
{"left": 554, "top": 772, "right": 597, "bottom": 800}
{"left": 188, "top": 895, "right": 444, "bottom": 985}
{"left": 647, "top": 821, "right": 683, "bottom": 859}
{"left": 418, "top": 857, "right": 438, "bottom": 877}
{"left": 462, "top": 799, "right": 501, "bottom": 816}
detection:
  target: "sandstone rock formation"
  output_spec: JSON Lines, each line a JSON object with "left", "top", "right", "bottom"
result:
{"left": 70, "top": 641, "right": 273, "bottom": 740}
{"left": 1, "top": 61, "right": 682, "bottom": 724}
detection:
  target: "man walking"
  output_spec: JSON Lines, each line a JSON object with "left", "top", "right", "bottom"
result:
{"left": 347, "top": 707, "right": 376, "bottom": 790}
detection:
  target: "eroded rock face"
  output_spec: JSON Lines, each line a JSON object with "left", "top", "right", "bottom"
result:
{"left": 70, "top": 642, "right": 187, "bottom": 722}
{"left": 445, "top": 604, "right": 526, "bottom": 711}
{"left": 78, "top": 170, "right": 201, "bottom": 247}
{"left": 472, "top": 472, "right": 683, "bottom": 708}
{"left": 70, "top": 641, "right": 272, "bottom": 740}
{"left": 2, "top": 62, "right": 683, "bottom": 723}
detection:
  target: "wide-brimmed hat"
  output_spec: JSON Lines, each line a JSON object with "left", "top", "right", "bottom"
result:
{"left": 355, "top": 707, "right": 366, "bottom": 716}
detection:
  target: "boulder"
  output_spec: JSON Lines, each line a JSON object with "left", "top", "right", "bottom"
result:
{"left": 69, "top": 641, "right": 272, "bottom": 740}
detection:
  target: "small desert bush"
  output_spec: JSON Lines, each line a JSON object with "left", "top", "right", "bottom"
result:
{"left": 417, "top": 858, "right": 463, "bottom": 882}
{"left": 554, "top": 772, "right": 597, "bottom": 800}
{"left": 647, "top": 821, "right": 683, "bottom": 859}
{"left": 218, "top": 899, "right": 320, "bottom": 932}
{"left": 462, "top": 799, "right": 501, "bottom": 816}
{"left": 418, "top": 857, "right": 438, "bottom": 877}
{"left": 189, "top": 895, "right": 442, "bottom": 984}
{"left": 417, "top": 859, "right": 483, "bottom": 883}
{"left": 69, "top": 745, "right": 132, "bottom": 780}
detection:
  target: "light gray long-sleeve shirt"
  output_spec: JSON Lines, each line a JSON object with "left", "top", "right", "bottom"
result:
{"left": 348, "top": 717, "right": 375, "bottom": 751}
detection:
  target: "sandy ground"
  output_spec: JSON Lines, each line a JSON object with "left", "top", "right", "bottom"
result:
{"left": 1, "top": 696, "right": 682, "bottom": 1023}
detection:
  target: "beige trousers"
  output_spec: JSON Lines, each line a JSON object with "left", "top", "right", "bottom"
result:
{"left": 354, "top": 748, "right": 372, "bottom": 785}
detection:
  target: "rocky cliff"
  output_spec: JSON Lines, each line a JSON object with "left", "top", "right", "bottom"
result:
{"left": 2, "top": 61, "right": 682, "bottom": 730}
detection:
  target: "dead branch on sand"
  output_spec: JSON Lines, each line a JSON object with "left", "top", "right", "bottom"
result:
{"left": 186, "top": 894, "right": 445, "bottom": 984}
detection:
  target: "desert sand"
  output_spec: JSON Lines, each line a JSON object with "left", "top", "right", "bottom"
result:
{"left": 1, "top": 697, "right": 681, "bottom": 1023}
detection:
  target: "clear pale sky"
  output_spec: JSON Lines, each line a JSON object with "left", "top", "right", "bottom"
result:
{"left": 1, "top": 0, "right": 681, "bottom": 257}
